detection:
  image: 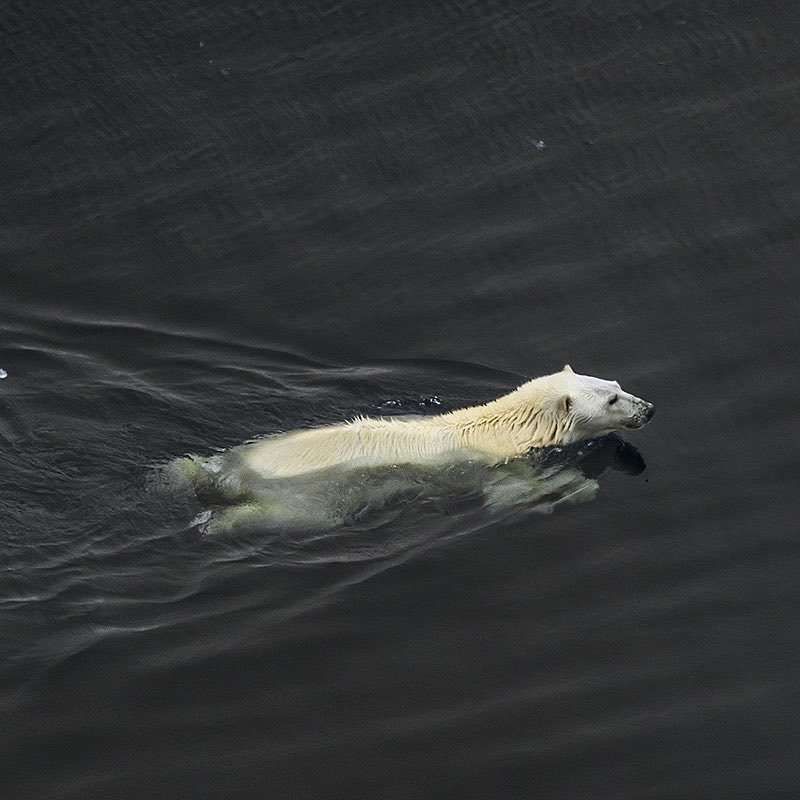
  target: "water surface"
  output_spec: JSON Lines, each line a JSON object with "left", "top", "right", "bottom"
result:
{"left": 2, "top": 1, "right": 799, "bottom": 798}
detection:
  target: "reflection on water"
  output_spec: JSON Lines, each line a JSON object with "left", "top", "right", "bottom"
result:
{"left": 164, "top": 435, "right": 645, "bottom": 537}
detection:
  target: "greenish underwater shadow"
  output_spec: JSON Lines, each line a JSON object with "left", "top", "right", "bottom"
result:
{"left": 160, "top": 435, "right": 646, "bottom": 535}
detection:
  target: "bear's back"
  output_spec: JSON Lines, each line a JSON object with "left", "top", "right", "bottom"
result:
{"left": 241, "top": 415, "right": 457, "bottom": 478}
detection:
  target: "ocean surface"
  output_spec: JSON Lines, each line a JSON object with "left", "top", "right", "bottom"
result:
{"left": 2, "top": 1, "right": 799, "bottom": 797}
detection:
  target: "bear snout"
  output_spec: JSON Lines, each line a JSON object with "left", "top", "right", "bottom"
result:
{"left": 625, "top": 400, "right": 655, "bottom": 429}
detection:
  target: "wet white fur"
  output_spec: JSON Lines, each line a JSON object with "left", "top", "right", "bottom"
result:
{"left": 241, "top": 366, "right": 650, "bottom": 479}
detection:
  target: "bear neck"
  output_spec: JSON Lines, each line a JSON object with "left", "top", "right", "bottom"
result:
{"left": 439, "top": 386, "right": 570, "bottom": 459}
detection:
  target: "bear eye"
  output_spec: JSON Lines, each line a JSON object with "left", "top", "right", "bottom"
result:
{"left": 608, "top": 394, "right": 618, "bottom": 406}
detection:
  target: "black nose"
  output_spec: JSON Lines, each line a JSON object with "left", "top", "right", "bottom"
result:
{"left": 644, "top": 403, "right": 655, "bottom": 421}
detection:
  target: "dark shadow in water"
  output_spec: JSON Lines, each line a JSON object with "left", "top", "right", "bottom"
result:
{"left": 536, "top": 434, "right": 646, "bottom": 479}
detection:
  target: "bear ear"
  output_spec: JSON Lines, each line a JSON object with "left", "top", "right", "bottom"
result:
{"left": 562, "top": 395, "right": 572, "bottom": 414}
{"left": 563, "top": 364, "right": 574, "bottom": 373}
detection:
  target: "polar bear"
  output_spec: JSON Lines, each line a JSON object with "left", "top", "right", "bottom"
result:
{"left": 165, "top": 366, "right": 653, "bottom": 532}
{"left": 233, "top": 365, "right": 654, "bottom": 479}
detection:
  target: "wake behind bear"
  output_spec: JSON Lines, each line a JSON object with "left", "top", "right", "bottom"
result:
{"left": 170, "top": 365, "right": 654, "bottom": 532}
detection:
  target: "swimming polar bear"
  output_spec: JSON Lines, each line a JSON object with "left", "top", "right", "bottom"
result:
{"left": 237, "top": 365, "right": 654, "bottom": 479}
{"left": 168, "top": 366, "right": 653, "bottom": 533}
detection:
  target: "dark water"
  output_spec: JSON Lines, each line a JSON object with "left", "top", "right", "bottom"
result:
{"left": 2, "top": 1, "right": 799, "bottom": 797}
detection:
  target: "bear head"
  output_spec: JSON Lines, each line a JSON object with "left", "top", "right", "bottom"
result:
{"left": 556, "top": 364, "right": 655, "bottom": 443}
